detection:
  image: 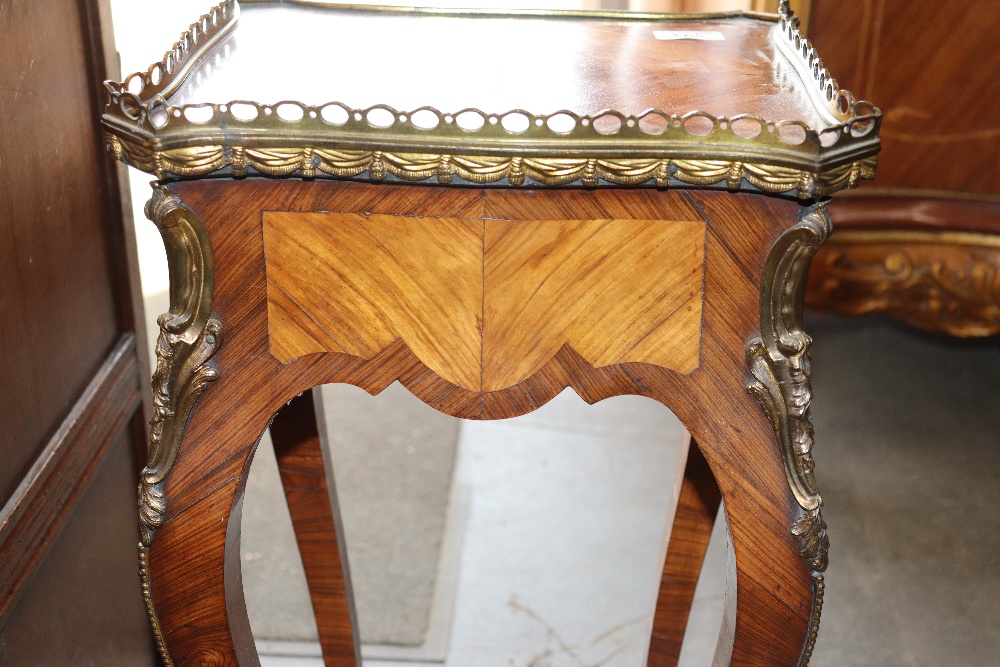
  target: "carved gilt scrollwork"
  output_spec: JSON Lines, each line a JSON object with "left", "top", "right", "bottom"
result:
{"left": 138, "top": 185, "right": 222, "bottom": 667}
{"left": 746, "top": 202, "right": 831, "bottom": 666}
{"left": 806, "top": 231, "right": 1000, "bottom": 338}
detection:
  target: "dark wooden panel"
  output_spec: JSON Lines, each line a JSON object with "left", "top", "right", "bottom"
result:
{"left": 826, "top": 196, "right": 1000, "bottom": 235}
{"left": 0, "top": 0, "right": 157, "bottom": 663}
{"left": 809, "top": 0, "right": 1000, "bottom": 195}
{"left": 82, "top": 0, "right": 153, "bottom": 421}
{"left": 0, "top": 334, "right": 140, "bottom": 625}
{"left": 0, "top": 425, "right": 158, "bottom": 667}
{"left": 0, "top": 0, "right": 123, "bottom": 506}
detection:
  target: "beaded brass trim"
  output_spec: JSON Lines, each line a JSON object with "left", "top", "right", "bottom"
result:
{"left": 799, "top": 573, "right": 825, "bottom": 666}
{"left": 139, "top": 545, "right": 174, "bottom": 667}
{"left": 102, "top": 1, "right": 880, "bottom": 194}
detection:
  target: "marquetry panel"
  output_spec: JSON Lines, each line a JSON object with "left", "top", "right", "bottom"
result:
{"left": 265, "top": 211, "right": 706, "bottom": 393}
{"left": 482, "top": 218, "right": 705, "bottom": 391}
{"left": 264, "top": 212, "right": 484, "bottom": 391}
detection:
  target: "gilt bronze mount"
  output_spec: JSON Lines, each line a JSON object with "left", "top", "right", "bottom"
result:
{"left": 138, "top": 186, "right": 222, "bottom": 667}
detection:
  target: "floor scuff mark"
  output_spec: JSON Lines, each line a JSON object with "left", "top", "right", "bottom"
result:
{"left": 508, "top": 594, "right": 648, "bottom": 667}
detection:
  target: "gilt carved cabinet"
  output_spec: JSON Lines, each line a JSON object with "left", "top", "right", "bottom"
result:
{"left": 102, "top": 1, "right": 881, "bottom": 665}
{"left": 804, "top": 0, "right": 1000, "bottom": 337}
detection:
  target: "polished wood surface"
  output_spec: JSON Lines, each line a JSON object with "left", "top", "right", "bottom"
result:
{"left": 173, "top": 6, "right": 832, "bottom": 127}
{"left": 805, "top": 0, "right": 1000, "bottom": 337}
{"left": 265, "top": 213, "right": 485, "bottom": 389}
{"left": 143, "top": 179, "right": 815, "bottom": 666}
{"left": 0, "top": 0, "right": 155, "bottom": 662}
{"left": 650, "top": 439, "right": 723, "bottom": 665}
{"left": 271, "top": 390, "right": 359, "bottom": 667}
{"left": 482, "top": 216, "right": 704, "bottom": 390}
{"left": 808, "top": 0, "right": 1000, "bottom": 195}
{"left": 266, "top": 211, "right": 704, "bottom": 393}
{"left": 826, "top": 196, "right": 1000, "bottom": 236}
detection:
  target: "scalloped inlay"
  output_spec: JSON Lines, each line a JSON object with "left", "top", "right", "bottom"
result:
{"left": 264, "top": 211, "right": 705, "bottom": 392}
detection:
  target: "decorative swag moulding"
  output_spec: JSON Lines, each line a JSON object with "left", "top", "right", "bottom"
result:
{"left": 102, "top": 0, "right": 880, "bottom": 197}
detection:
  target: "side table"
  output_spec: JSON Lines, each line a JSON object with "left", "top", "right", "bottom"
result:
{"left": 103, "top": 2, "right": 881, "bottom": 665}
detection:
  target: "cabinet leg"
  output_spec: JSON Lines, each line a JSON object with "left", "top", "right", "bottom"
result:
{"left": 271, "top": 388, "right": 360, "bottom": 667}
{"left": 649, "top": 438, "right": 722, "bottom": 666}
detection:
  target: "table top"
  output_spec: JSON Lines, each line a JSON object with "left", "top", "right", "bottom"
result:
{"left": 103, "top": 0, "right": 881, "bottom": 196}
{"left": 171, "top": 5, "right": 826, "bottom": 126}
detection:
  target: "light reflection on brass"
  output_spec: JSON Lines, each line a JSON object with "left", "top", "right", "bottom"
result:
{"left": 746, "top": 202, "right": 831, "bottom": 666}
{"left": 107, "top": 135, "right": 877, "bottom": 196}
{"left": 138, "top": 185, "right": 222, "bottom": 667}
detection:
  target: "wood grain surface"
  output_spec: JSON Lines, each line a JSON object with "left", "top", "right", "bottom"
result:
{"left": 825, "top": 196, "right": 1000, "bottom": 236}
{"left": 0, "top": 335, "right": 140, "bottom": 625}
{"left": 808, "top": 0, "right": 1000, "bottom": 195}
{"left": 649, "top": 439, "right": 723, "bottom": 665}
{"left": 0, "top": 0, "right": 121, "bottom": 509}
{"left": 144, "top": 179, "right": 816, "bottom": 667}
{"left": 265, "top": 213, "right": 484, "bottom": 390}
{"left": 482, "top": 217, "right": 704, "bottom": 391}
{"left": 265, "top": 211, "right": 705, "bottom": 392}
{"left": 270, "top": 390, "right": 359, "bottom": 667}
{"left": 806, "top": 0, "right": 1000, "bottom": 335}
{"left": 0, "top": 0, "right": 155, "bottom": 662}
{"left": 170, "top": 7, "right": 832, "bottom": 128}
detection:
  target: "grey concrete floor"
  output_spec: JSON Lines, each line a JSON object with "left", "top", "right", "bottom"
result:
{"left": 807, "top": 316, "right": 1000, "bottom": 666}
{"left": 247, "top": 387, "right": 696, "bottom": 666}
